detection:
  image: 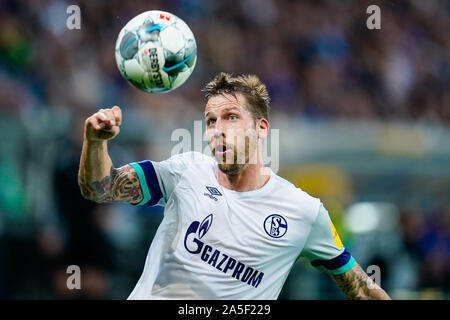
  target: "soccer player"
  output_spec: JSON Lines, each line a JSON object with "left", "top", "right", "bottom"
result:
{"left": 78, "top": 73, "right": 391, "bottom": 300}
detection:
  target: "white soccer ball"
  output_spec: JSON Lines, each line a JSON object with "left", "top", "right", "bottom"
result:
{"left": 115, "top": 10, "right": 197, "bottom": 93}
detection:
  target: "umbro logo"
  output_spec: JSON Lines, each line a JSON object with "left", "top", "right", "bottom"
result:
{"left": 206, "top": 186, "right": 222, "bottom": 196}
{"left": 204, "top": 186, "right": 222, "bottom": 201}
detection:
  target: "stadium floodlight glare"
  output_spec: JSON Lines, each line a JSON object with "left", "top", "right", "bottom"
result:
{"left": 343, "top": 202, "right": 399, "bottom": 234}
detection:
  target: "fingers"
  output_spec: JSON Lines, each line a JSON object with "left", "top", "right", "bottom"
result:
{"left": 97, "top": 109, "right": 115, "bottom": 127}
{"left": 87, "top": 116, "right": 103, "bottom": 130}
{"left": 111, "top": 106, "right": 122, "bottom": 126}
{"left": 91, "top": 106, "right": 122, "bottom": 129}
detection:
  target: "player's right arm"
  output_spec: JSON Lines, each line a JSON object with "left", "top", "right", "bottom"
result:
{"left": 78, "top": 106, "right": 143, "bottom": 204}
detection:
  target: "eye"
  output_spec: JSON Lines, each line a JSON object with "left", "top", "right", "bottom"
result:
{"left": 207, "top": 118, "right": 216, "bottom": 126}
{"left": 229, "top": 115, "right": 237, "bottom": 120}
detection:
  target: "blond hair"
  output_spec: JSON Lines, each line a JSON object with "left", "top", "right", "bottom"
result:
{"left": 203, "top": 72, "right": 270, "bottom": 120}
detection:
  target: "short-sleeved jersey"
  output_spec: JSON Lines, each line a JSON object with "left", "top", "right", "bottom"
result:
{"left": 127, "top": 152, "right": 355, "bottom": 299}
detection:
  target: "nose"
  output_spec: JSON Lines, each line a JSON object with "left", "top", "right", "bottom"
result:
{"left": 213, "top": 118, "right": 226, "bottom": 139}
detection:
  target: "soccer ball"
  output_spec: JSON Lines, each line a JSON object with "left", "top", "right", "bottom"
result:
{"left": 115, "top": 10, "right": 197, "bottom": 93}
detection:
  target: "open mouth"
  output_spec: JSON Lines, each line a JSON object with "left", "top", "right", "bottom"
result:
{"left": 215, "top": 144, "right": 229, "bottom": 155}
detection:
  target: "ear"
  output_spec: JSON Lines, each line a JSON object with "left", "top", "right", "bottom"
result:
{"left": 257, "top": 118, "right": 269, "bottom": 140}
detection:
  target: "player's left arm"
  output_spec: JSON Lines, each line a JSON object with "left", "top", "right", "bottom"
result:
{"left": 329, "top": 261, "right": 391, "bottom": 300}
{"left": 300, "top": 202, "right": 391, "bottom": 300}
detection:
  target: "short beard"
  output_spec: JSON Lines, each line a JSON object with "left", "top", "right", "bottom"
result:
{"left": 217, "top": 135, "right": 252, "bottom": 176}
{"left": 212, "top": 122, "right": 257, "bottom": 176}
{"left": 218, "top": 163, "right": 246, "bottom": 176}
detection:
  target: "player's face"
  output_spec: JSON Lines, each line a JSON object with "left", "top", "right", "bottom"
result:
{"left": 205, "top": 93, "right": 258, "bottom": 176}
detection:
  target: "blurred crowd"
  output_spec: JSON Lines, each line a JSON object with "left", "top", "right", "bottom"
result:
{"left": 1, "top": 0, "right": 449, "bottom": 122}
{"left": 0, "top": 0, "right": 449, "bottom": 299}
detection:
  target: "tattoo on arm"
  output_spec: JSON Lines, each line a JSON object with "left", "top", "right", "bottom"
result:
{"left": 330, "top": 262, "right": 391, "bottom": 300}
{"left": 79, "top": 165, "right": 143, "bottom": 204}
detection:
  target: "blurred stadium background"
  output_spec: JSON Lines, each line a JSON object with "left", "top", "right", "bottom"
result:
{"left": 0, "top": 0, "right": 449, "bottom": 299}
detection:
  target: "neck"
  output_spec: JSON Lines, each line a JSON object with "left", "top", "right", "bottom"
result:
{"left": 218, "top": 153, "right": 271, "bottom": 192}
